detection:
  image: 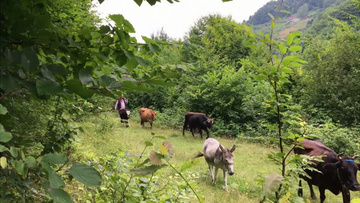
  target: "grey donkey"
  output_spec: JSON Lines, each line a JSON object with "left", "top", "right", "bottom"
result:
{"left": 195, "top": 138, "right": 236, "bottom": 191}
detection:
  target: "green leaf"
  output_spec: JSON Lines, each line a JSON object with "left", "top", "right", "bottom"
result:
{"left": 99, "top": 25, "right": 110, "bottom": 33}
{"left": 267, "top": 13, "right": 275, "bottom": 20}
{"left": 125, "top": 58, "right": 138, "bottom": 70}
{"left": 36, "top": 79, "right": 63, "bottom": 95}
{"left": 286, "top": 32, "right": 298, "bottom": 46}
{"left": 271, "top": 21, "right": 275, "bottom": 29}
{"left": 279, "top": 43, "right": 287, "bottom": 54}
{"left": 0, "top": 104, "right": 8, "bottom": 115}
{"left": 145, "top": 141, "right": 153, "bottom": 146}
{"left": 99, "top": 75, "right": 115, "bottom": 87}
{"left": 79, "top": 67, "right": 94, "bottom": 85}
{"left": 0, "top": 75, "right": 20, "bottom": 91}
{"left": 69, "top": 164, "right": 102, "bottom": 187}
{"left": 65, "top": 79, "right": 95, "bottom": 99}
{"left": 102, "top": 35, "right": 113, "bottom": 44}
{"left": 24, "top": 156, "right": 37, "bottom": 168}
{"left": 49, "top": 172, "right": 65, "bottom": 189}
{"left": 22, "top": 47, "right": 39, "bottom": 73}
{"left": 14, "top": 160, "right": 26, "bottom": 175}
{"left": 9, "top": 147, "right": 18, "bottom": 158}
{"left": 0, "top": 131, "right": 12, "bottom": 143}
{"left": 41, "top": 67, "right": 56, "bottom": 81}
{"left": 146, "top": 0, "right": 157, "bottom": 6}
{"left": 48, "top": 188, "right": 72, "bottom": 203}
{"left": 41, "top": 153, "right": 67, "bottom": 165}
{"left": 134, "top": 0, "right": 142, "bottom": 6}
{"left": 0, "top": 144, "right": 8, "bottom": 152}
{"left": 289, "top": 45, "right": 302, "bottom": 52}
{"left": 281, "top": 67, "right": 293, "bottom": 73}
{"left": 130, "top": 165, "right": 166, "bottom": 175}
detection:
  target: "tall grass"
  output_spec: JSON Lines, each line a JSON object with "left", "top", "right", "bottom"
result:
{"left": 71, "top": 111, "right": 360, "bottom": 202}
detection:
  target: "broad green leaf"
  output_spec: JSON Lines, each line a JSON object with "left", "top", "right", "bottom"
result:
{"left": 36, "top": 79, "right": 63, "bottom": 95}
{"left": 145, "top": 141, "right": 153, "bottom": 146}
{"left": 49, "top": 172, "right": 65, "bottom": 189}
{"left": 9, "top": 147, "right": 18, "bottom": 158}
{"left": 41, "top": 153, "right": 66, "bottom": 165}
{"left": 47, "top": 64, "right": 69, "bottom": 78}
{"left": 41, "top": 67, "right": 56, "bottom": 81}
{"left": 289, "top": 45, "right": 302, "bottom": 52}
{"left": 0, "top": 144, "right": 8, "bottom": 152}
{"left": 65, "top": 79, "right": 95, "bottom": 99}
{"left": 99, "top": 25, "right": 110, "bottom": 33}
{"left": 130, "top": 165, "right": 166, "bottom": 175}
{"left": 48, "top": 188, "right": 72, "bottom": 203}
{"left": 0, "top": 104, "right": 8, "bottom": 115}
{"left": 102, "top": 35, "right": 113, "bottom": 44}
{"left": 24, "top": 156, "right": 37, "bottom": 168}
{"left": 253, "top": 74, "right": 268, "bottom": 81}
{"left": 271, "top": 21, "right": 275, "bottom": 29}
{"left": 125, "top": 58, "right": 138, "bottom": 70}
{"left": 14, "top": 160, "right": 26, "bottom": 175}
{"left": 41, "top": 162, "right": 52, "bottom": 173}
{"left": 0, "top": 131, "right": 12, "bottom": 143}
{"left": 99, "top": 75, "right": 115, "bottom": 87}
{"left": 269, "top": 66, "right": 277, "bottom": 73}
{"left": 0, "top": 75, "right": 20, "bottom": 91}
{"left": 281, "top": 67, "right": 293, "bottom": 73}
{"left": 22, "top": 47, "right": 39, "bottom": 73}
{"left": 146, "top": 0, "right": 157, "bottom": 6}
{"left": 69, "top": 164, "right": 102, "bottom": 187}
{"left": 0, "top": 157, "right": 7, "bottom": 168}
{"left": 79, "top": 67, "right": 94, "bottom": 85}
{"left": 109, "top": 14, "right": 125, "bottom": 28}
{"left": 134, "top": 0, "right": 142, "bottom": 6}
{"left": 279, "top": 43, "right": 287, "bottom": 54}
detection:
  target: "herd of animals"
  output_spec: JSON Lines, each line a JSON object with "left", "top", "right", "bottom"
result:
{"left": 117, "top": 108, "right": 360, "bottom": 203}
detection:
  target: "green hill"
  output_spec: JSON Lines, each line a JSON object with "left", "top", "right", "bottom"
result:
{"left": 246, "top": 0, "right": 360, "bottom": 38}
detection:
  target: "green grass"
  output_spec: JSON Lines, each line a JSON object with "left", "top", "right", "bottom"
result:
{"left": 71, "top": 111, "right": 360, "bottom": 203}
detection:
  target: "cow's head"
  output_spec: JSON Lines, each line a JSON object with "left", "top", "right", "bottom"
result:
{"left": 152, "top": 110, "right": 157, "bottom": 120}
{"left": 336, "top": 156, "right": 360, "bottom": 191}
{"left": 204, "top": 119, "right": 214, "bottom": 129}
{"left": 218, "top": 144, "right": 236, "bottom": 176}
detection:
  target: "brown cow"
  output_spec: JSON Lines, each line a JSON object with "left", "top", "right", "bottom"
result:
{"left": 294, "top": 139, "right": 360, "bottom": 203}
{"left": 139, "top": 108, "right": 157, "bottom": 129}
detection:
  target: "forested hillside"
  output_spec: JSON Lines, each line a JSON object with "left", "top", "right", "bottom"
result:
{"left": 247, "top": 0, "right": 360, "bottom": 38}
{"left": 1, "top": 0, "right": 360, "bottom": 202}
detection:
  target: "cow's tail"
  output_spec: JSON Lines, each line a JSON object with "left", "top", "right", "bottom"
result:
{"left": 192, "top": 152, "right": 204, "bottom": 163}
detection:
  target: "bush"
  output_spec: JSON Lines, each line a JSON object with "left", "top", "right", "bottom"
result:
{"left": 310, "top": 123, "right": 360, "bottom": 156}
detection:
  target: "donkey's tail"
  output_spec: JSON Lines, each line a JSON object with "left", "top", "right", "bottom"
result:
{"left": 192, "top": 152, "right": 204, "bottom": 163}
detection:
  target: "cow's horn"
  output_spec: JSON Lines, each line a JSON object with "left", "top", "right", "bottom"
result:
{"left": 352, "top": 155, "right": 359, "bottom": 160}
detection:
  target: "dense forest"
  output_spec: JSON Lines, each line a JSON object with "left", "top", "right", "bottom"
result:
{"left": 1, "top": 0, "right": 360, "bottom": 202}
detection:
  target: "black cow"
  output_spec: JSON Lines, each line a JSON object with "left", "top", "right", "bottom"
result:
{"left": 294, "top": 139, "right": 360, "bottom": 203}
{"left": 183, "top": 112, "right": 205, "bottom": 136}
{"left": 183, "top": 112, "right": 213, "bottom": 139}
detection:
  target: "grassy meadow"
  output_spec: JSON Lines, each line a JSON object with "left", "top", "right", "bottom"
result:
{"left": 70, "top": 111, "right": 360, "bottom": 203}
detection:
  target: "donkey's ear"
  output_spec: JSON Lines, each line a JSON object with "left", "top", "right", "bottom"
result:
{"left": 219, "top": 145, "right": 226, "bottom": 153}
{"left": 230, "top": 145, "right": 236, "bottom": 153}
